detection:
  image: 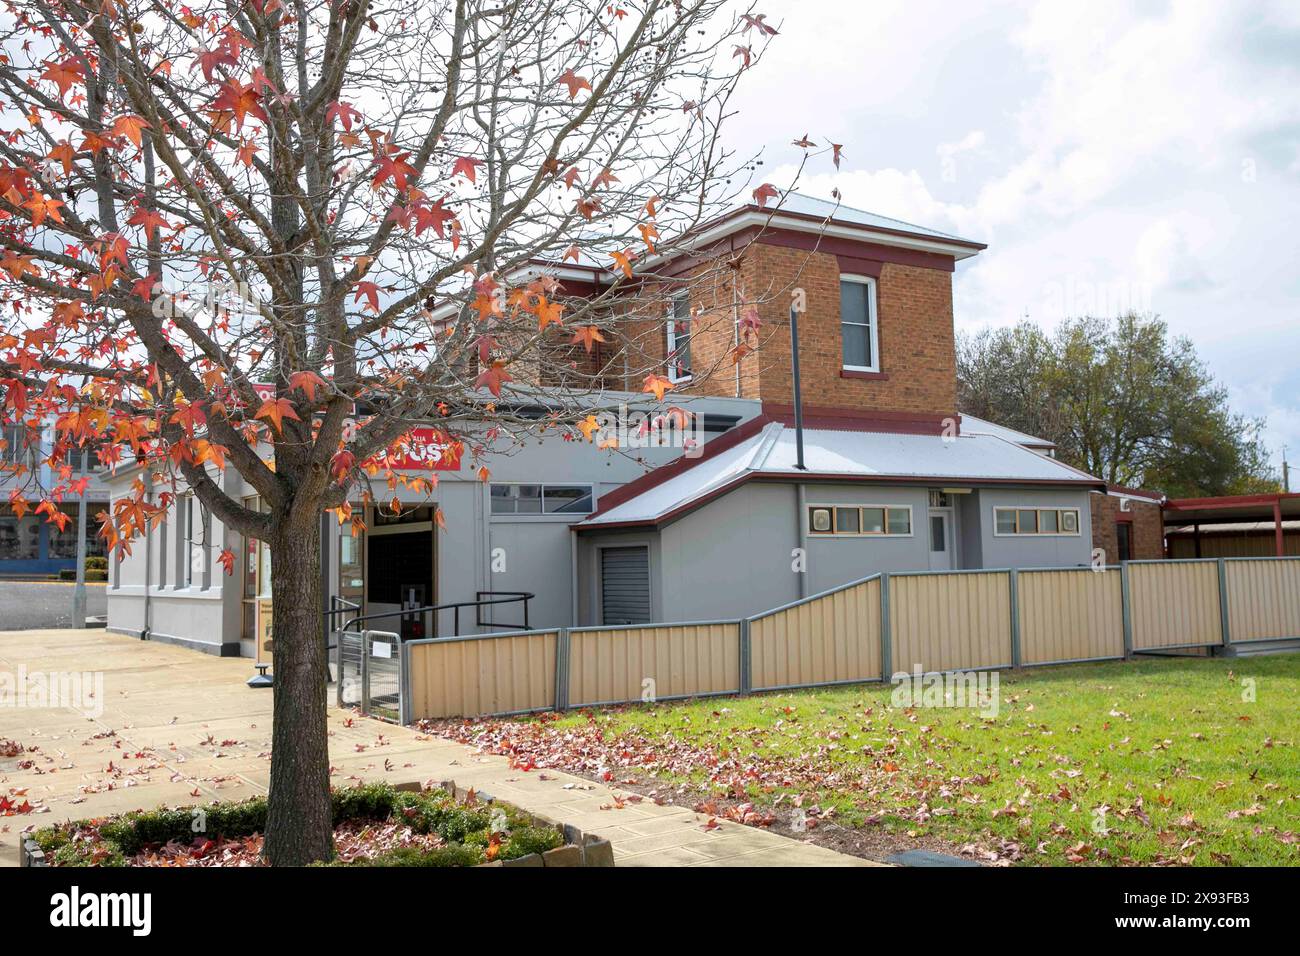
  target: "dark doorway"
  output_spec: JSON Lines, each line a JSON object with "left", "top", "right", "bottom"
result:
{"left": 1116, "top": 521, "right": 1133, "bottom": 563}
{"left": 367, "top": 528, "right": 434, "bottom": 639}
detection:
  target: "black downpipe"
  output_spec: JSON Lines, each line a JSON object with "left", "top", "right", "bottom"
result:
{"left": 789, "top": 304, "right": 806, "bottom": 470}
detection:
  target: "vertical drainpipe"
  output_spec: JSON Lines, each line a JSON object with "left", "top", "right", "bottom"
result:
{"left": 569, "top": 528, "right": 580, "bottom": 628}
{"left": 790, "top": 302, "right": 808, "bottom": 599}
{"left": 789, "top": 303, "right": 806, "bottom": 472}
{"left": 732, "top": 235, "right": 741, "bottom": 398}
{"left": 796, "top": 484, "right": 808, "bottom": 599}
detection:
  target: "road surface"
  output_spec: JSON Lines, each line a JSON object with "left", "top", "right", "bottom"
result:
{"left": 0, "top": 580, "right": 107, "bottom": 630}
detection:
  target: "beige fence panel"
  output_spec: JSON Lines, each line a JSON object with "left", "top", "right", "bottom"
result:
{"left": 567, "top": 622, "right": 740, "bottom": 707}
{"left": 1128, "top": 561, "right": 1222, "bottom": 649}
{"left": 750, "top": 577, "right": 881, "bottom": 690}
{"left": 406, "top": 631, "right": 557, "bottom": 720}
{"left": 1018, "top": 569, "right": 1124, "bottom": 664}
{"left": 890, "top": 571, "right": 1012, "bottom": 673}
{"left": 1225, "top": 558, "right": 1300, "bottom": 642}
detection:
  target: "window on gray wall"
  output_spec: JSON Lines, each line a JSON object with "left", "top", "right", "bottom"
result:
{"left": 490, "top": 483, "right": 593, "bottom": 515}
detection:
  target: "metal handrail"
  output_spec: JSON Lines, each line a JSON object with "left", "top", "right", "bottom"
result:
{"left": 323, "top": 590, "right": 534, "bottom": 640}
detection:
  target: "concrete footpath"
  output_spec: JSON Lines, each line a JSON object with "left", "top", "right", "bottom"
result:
{"left": 0, "top": 629, "right": 873, "bottom": 867}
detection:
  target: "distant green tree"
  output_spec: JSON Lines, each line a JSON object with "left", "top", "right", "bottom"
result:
{"left": 957, "top": 314, "right": 1280, "bottom": 496}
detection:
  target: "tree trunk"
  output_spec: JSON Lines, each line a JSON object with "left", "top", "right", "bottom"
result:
{"left": 262, "top": 515, "right": 334, "bottom": 866}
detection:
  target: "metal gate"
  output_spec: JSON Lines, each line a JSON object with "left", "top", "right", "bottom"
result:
{"left": 336, "top": 629, "right": 403, "bottom": 722}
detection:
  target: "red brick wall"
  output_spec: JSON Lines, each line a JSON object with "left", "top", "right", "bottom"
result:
{"left": 562, "top": 236, "right": 960, "bottom": 420}
{"left": 1090, "top": 492, "right": 1164, "bottom": 561}
{"left": 724, "top": 242, "right": 957, "bottom": 417}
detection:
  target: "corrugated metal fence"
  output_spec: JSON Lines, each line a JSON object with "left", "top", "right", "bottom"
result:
{"left": 393, "top": 557, "right": 1300, "bottom": 723}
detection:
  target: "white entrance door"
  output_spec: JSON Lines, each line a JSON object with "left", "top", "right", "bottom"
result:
{"left": 927, "top": 509, "right": 955, "bottom": 571}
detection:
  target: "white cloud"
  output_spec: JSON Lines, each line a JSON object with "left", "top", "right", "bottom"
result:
{"left": 727, "top": 0, "right": 1300, "bottom": 472}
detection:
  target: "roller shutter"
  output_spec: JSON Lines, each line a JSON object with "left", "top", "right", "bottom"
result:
{"left": 600, "top": 546, "right": 651, "bottom": 625}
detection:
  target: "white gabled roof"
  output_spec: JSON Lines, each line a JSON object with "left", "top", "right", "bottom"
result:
{"left": 771, "top": 192, "right": 977, "bottom": 246}
{"left": 959, "top": 414, "right": 1057, "bottom": 450}
{"left": 578, "top": 422, "right": 1102, "bottom": 528}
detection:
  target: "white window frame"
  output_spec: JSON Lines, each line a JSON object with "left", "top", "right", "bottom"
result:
{"left": 992, "top": 506, "right": 1083, "bottom": 537}
{"left": 666, "top": 292, "right": 693, "bottom": 384}
{"left": 806, "top": 503, "right": 914, "bottom": 538}
{"left": 489, "top": 482, "right": 595, "bottom": 518}
{"left": 839, "top": 274, "right": 880, "bottom": 373}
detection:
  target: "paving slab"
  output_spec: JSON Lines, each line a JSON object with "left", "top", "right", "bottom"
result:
{"left": 0, "top": 628, "right": 878, "bottom": 867}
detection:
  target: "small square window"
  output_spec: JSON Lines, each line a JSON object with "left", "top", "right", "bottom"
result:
{"left": 835, "top": 507, "right": 860, "bottom": 534}
{"left": 996, "top": 510, "right": 1016, "bottom": 535}
{"left": 887, "top": 508, "right": 911, "bottom": 535}
{"left": 1039, "top": 509, "right": 1059, "bottom": 533}
{"left": 1061, "top": 510, "right": 1079, "bottom": 533}
{"left": 809, "top": 508, "right": 832, "bottom": 533}
{"left": 1017, "top": 509, "right": 1038, "bottom": 534}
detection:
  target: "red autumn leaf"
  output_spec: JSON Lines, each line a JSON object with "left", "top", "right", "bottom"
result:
{"left": 475, "top": 362, "right": 512, "bottom": 397}
{"left": 217, "top": 549, "right": 236, "bottom": 575}
{"left": 752, "top": 183, "right": 779, "bottom": 208}
{"left": 451, "top": 156, "right": 482, "bottom": 183}
{"left": 557, "top": 68, "right": 592, "bottom": 99}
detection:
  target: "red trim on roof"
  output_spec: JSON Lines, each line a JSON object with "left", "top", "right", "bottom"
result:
{"left": 760, "top": 403, "right": 957, "bottom": 435}
{"left": 581, "top": 414, "right": 772, "bottom": 521}
{"left": 1164, "top": 492, "right": 1300, "bottom": 512}
{"left": 1104, "top": 484, "right": 1165, "bottom": 502}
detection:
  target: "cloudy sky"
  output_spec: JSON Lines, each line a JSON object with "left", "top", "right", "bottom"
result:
{"left": 724, "top": 0, "right": 1300, "bottom": 477}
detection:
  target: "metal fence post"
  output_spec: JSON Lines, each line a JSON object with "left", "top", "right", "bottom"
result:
{"left": 399, "top": 640, "right": 412, "bottom": 726}
{"left": 1120, "top": 562, "right": 1134, "bottom": 658}
{"left": 1008, "top": 568, "right": 1022, "bottom": 667}
{"left": 738, "top": 618, "right": 751, "bottom": 695}
{"left": 879, "top": 572, "right": 892, "bottom": 681}
{"left": 1217, "top": 558, "right": 1232, "bottom": 648}
{"left": 360, "top": 631, "right": 370, "bottom": 717}
{"left": 554, "top": 628, "right": 570, "bottom": 712}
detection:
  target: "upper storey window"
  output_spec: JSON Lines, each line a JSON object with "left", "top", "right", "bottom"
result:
{"left": 666, "top": 292, "right": 693, "bottom": 383}
{"left": 840, "top": 275, "right": 879, "bottom": 373}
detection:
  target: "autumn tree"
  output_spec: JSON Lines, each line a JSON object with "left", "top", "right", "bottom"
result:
{"left": 0, "top": 0, "right": 782, "bottom": 864}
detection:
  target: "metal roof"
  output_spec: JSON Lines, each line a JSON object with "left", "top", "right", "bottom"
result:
{"left": 765, "top": 191, "right": 979, "bottom": 246}
{"left": 578, "top": 421, "right": 1102, "bottom": 529}
{"left": 958, "top": 414, "right": 1056, "bottom": 450}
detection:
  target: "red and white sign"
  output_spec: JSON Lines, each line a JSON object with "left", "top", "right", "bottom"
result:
{"left": 375, "top": 427, "right": 463, "bottom": 472}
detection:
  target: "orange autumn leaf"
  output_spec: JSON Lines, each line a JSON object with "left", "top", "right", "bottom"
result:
{"left": 255, "top": 397, "right": 301, "bottom": 434}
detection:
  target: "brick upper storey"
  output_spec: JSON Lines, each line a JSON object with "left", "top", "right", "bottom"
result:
{"left": 516, "top": 192, "right": 986, "bottom": 434}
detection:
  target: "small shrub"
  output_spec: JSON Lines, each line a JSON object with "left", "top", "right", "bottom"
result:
{"left": 500, "top": 826, "right": 563, "bottom": 861}
{"left": 57, "top": 568, "right": 108, "bottom": 582}
{"left": 347, "top": 844, "right": 485, "bottom": 867}
{"left": 332, "top": 782, "right": 399, "bottom": 823}
{"left": 86, "top": 556, "right": 108, "bottom": 571}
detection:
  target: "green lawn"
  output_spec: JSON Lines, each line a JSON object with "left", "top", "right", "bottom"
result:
{"left": 539, "top": 654, "right": 1299, "bottom": 865}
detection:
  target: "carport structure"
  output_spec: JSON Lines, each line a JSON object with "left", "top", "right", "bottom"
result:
{"left": 1164, "top": 492, "right": 1300, "bottom": 558}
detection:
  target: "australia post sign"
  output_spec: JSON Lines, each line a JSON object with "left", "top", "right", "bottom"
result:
{"left": 375, "top": 427, "right": 463, "bottom": 472}
{"left": 252, "top": 384, "right": 461, "bottom": 472}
